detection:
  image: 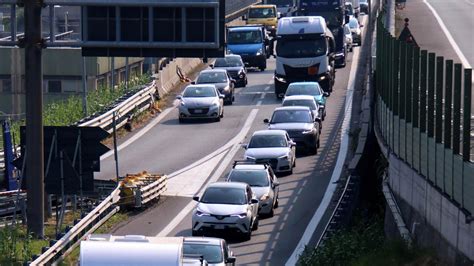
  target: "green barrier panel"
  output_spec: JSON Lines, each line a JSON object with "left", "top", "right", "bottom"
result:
{"left": 413, "top": 47, "right": 420, "bottom": 129}
{"left": 427, "top": 53, "right": 436, "bottom": 138}
{"left": 463, "top": 162, "right": 474, "bottom": 214}
{"left": 435, "top": 143, "right": 445, "bottom": 189}
{"left": 420, "top": 132, "right": 429, "bottom": 177}
{"left": 420, "top": 51, "right": 428, "bottom": 133}
{"left": 453, "top": 154, "right": 464, "bottom": 205}
{"left": 413, "top": 127, "right": 420, "bottom": 171}
{"left": 435, "top": 56, "right": 444, "bottom": 144}
{"left": 462, "top": 69, "right": 472, "bottom": 162}
{"left": 400, "top": 119, "right": 406, "bottom": 161}
{"left": 444, "top": 149, "right": 454, "bottom": 198}
{"left": 428, "top": 138, "right": 437, "bottom": 183}
{"left": 452, "top": 64, "right": 462, "bottom": 155}
{"left": 406, "top": 123, "right": 413, "bottom": 167}
{"left": 394, "top": 116, "right": 400, "bottom": 155}
{"left": 444, "top": 60, "right": 453, "bottom": 149}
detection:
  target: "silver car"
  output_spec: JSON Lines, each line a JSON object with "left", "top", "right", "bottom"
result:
{"left": 183, "top": 237, "right": 236, "bottom": 266}
{"left": 226, "top": 162, "right": 279, "bottom": 217}
{"left": 194, "top": 69, "right": 236, "bottom": 105}
{"left": 192, "top": 182, "right": 259, "bottom": 240}
{"left": 243, "top": 130, "right": 296, "bottom": 174}
{"left": 282, "top": 95, "right": 323, "bottom": 132}
{"left": 177, "top": 84, "right": 224, "bottom": 122}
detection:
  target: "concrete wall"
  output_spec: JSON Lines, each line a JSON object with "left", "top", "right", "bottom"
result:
{"left": 377, "top": 129, "right": 474, "bottom": 264}
{"left": 155, "top": 58, "right": 203, "bottom": 97}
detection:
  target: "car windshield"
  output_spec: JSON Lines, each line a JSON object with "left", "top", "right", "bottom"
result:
{"left": 228, "top": 30, "right": 262, "bottom": 44}
{"left": 197, "top": 72, "right": 228, "bottom": 84}
{"left": 266, "top": 0, "right": 293, "bottom": 7}
{"left": 360, "top": 0, "right": 368, "bottom": 3}
{"left": 345, "top": 4, "right": 354, "bottom": 15}
{"left": 201, "top": 187, "right": 246, "bottom": 205}
{"left": 249, "top": 7, "right": 275, "bottom": 18}
{"left": 248, "top": 134, "right": 287, "bottom": 148}
{"left": 271, "top": 110, "right": 312, "bottom": 123}
{"left": 349, "top": 19, "right": 359, "bottom": 29}
{"left": 276, "top": 38, "right": 326, "bottom": 58}
{"left": 283, "top": 99, "right": 317, "bottom": 110}
{"left": 183, "top": 86, "right": 216, "bottom": 97}
{"left": 286, "top": 84, "right": 321, "bottom": 96}
{"left": 229, "top": 170, "right": 269, "bottom": 187}
{"left": 214, "top": 57, "right": 243, "bottom": 67}
{"left": 183, "top": 244, "right": 223, "bottom": 264}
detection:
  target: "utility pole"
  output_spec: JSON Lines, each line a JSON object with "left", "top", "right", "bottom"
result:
{"left": 24, "top": 0, "right": 44, "bottom": 237}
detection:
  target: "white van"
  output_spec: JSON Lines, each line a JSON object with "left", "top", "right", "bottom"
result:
{"left": 274, "top": 16, "right": 336, "bottom": 98}
{"left": 79, "top": 235, "right": 207, "bottom": 266}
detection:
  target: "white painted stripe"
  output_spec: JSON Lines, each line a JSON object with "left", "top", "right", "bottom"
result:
{"left": 424, "top": 0, "right": 472, "bottom": 69}
{"left": 100, "top": 105, "right": 176, "bottom": 160}
{"left": 285, "top": 16, "right": 367, "bottom": 266}
{"left": 260, "top": 92, "right": 266, "bottom": 99}
{"left": 264, "top": 86, "right": 271, "bottom": 91}
{"left": 156, "top": 109, "right": 259, "bottom": 237}
{"left": 256, "top": 100, "right": 263, "bottom": 106}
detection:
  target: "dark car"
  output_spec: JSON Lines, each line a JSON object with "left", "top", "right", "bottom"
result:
{"left": 212, "top": 55, "right": 248, "bottom": 88}
{"left": 194, "top": 69, "right": 236, "bottom": 104}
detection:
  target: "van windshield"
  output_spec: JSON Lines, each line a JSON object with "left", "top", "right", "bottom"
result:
{"left": 249, "top": 7, "right": 276, "bottom": 18}
{"left": 228, "top": 30, "right": 262, "bottom": 44}
{"left": 276, "top": 38, "right": 326, "bottom": 58}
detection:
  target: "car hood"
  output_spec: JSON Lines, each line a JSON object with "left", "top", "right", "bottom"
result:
{"left": 215, "top": 66, "right": 244, "bottom": 72}
{"left": 245, "top": 147, "right": 289, "bottom": 159}
{"left": 268, "top": 123, "right": 313, "bottom": 131}
{"left": 181, "top": 97, "right": 217, "bottom": 107}
{"left": 251, "top": 186, "right": 271, "bottom": 199}
{"left": 227, "top": 43, "right": 262, "bottom": 54}
{"left": 197, "top": 203, "right": 247, "bottom": 215}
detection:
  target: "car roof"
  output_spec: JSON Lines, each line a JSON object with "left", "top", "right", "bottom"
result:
{"left": 274, "top": 106, "right": 311, "bottom": 112}
{"left": 228, "top": 26, "right": 262, "bottom": 32}
{"left": 253, "top": 129, "right": 287, "bottom": 136}
{"left": 208, "top": 181, "right": 248, "bottom": 189}
{"left": 200, "top": 69, "right": 227, "bottom": 74}
{"left": 223, "top": 54, "right": 242, "bottom": 59}
{"left": 183, "top": 237, "right": 222, "bottom": 246}
{"left": 185, "top": 84, "right": 216, "bottom": 89}
{"left": 289, "top": 81, "right": 319, "bottom": 86}
{"left": 233, "top": 164, "right": 267, "bottom": 170}
{"left": 251, "top": 4, "right": 275, "bottom": 8}
{"left": 283, "top": 95, "right": 317, "bottom": 101}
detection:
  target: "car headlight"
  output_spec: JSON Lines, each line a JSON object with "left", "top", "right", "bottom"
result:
{"left": 318, "top": 75, "right": 326, "bottom": 81}
{"left": 256, "top": 48, "right": 263, "bottom": 56}
{"left": 275, "top": 75, "right": 286, "bottom": 83}
{"left": 196, "top": 210, "right": 210, "bottom": 216}
{"left": 245, "top": 156, "right": 256, "bottom": 161}
{"left": 180, "top": 101, "right": 186, "bottom": 106}
{"left": 260, "top": 194, "right": 270, "bottom": 201}
{"left": 302, "top": 128, "right": 316, "bottom": 134}
{"left": 231, "top": 213, "right": 247, "bottom": 218}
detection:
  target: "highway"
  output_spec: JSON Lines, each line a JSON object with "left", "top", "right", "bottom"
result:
{"left": 94, "top": 15, "right": 369, "bottom": 266}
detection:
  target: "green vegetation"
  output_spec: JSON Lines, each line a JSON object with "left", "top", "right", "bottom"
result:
{"left": 297, "top": 217, "right": 439, "bottom": 266}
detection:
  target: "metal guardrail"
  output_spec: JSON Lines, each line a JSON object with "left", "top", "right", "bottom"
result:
{"left": 28, "top": 174, "right": 167, "bottom": 265}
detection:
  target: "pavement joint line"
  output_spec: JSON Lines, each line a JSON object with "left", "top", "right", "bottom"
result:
{"left": 260, "top": 92, "right": 266, "bottom": 99}
{"left": 256, "top": 100, "right": 263, "bottom": 106}
{"left": 156, "top": 109, "right": 259, "bottom": 237}
{"left": 264, "top": 86, "right": 271, "bottom": 91}
{"left": 285, "top": 15, "right": 367, "bottom": 266}
{"left": 424, "top": 0, "right": 472, "bottom": 69}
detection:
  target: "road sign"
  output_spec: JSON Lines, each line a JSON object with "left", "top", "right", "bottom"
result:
{"left": 81, "top": 0, "right": 226, "bottom": 58}
{"left": 16, "top": 126, "right": 110, "bottom": 194}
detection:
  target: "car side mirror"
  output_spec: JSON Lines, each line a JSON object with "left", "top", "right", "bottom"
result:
{"left": 209, "top": 64, "right": 214, "bottom": 69}
{"left": 191, "top": 81, "right": 196, "bottom": 85}
{"left": 289, "top": 140, "right": 296, "bottom": 147}
{"left": 231, "top": 79, "right": 236, "bottom": 84}
{"left": 226, "top": 257, "right": 237, "bottom": 263}
{"left": 192, "top": 196, "right": 200, "bottom": 202}
{"left": 219, "top": 94, "right": 225, "bottom": 99}
{"left": 314, "top": 117, "right": 322, "bottom": 123}
{"left": 242, "top": 14, "right": 247, "bottom": 20}
{"left": 273, "top": 181, "right": 280, "bottom": 187}
{"left": 241, "top": 143, "right": 248, "bottom": 149}
{"left": 176, "top": 95, "right": 182, "bottom": 100}
{"left": 250, "top": 199, "right": 259, "bottom": 204}
{"left": 277, "top": 12, "right": 282, "bottom": 19}
{"left": 263, "top": 118, "right": 269, "bottom": 124}
{"left": 323, "top": 92, "right": 330, "bottom": 97}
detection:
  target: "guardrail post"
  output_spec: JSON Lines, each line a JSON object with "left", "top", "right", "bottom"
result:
{"left": 134, "top": 187, "right": 142, "bottom": 208}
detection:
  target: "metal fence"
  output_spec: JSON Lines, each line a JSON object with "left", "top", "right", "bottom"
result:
{"left": 375, "top": 15, "right": 474, "bottom": 215}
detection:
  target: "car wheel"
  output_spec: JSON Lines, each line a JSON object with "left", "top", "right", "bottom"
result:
{"left": 311, "top": 142, "right": 318, "bottom": 155}
{"left": 274, "top": 198, "right": 279, "bottom": 208}
{"left": 269, "top": 207, "right": 274, "bottom": 217}
{"left": 252, "top": 217, "right": 259, "bottom": 231}
{"left": 243, "top": 230, "right": 252, "bottom": 241}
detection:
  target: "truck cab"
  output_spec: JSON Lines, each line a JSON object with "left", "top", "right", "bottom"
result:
{"left": 244, "top": 4, "right": 279, "bottom": 37}
{"left": 226, "top": 26, "right": 270, "bottom": 71}
{"left": 274, "top": 16, "right": 336, "bottom": 98}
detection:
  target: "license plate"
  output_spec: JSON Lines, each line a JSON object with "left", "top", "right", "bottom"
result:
{"left": 194, "top": 109, "right": 203, "bottom": 114}
{"left": 214, "top": 224, "right": 225, "bottom": 230}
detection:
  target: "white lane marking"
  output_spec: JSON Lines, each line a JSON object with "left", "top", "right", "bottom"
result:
{"left": 156, "top": 109, "right": 259, "bottom": 237}
{"left": 285, "top": 15, "right": 367, "bottom": 266}
{"left": 100, "top": 105, "right": 176, "bottom": 160}
{"left": 168, "top": 109, "right": 259, "bottom": 178}
{"left": 424, "top": 0, "right": 472, "bottom": 68}
{"left": 264, "top": 86, "right": 270, "bottom": 91}
{"left": 260, "top": 92, "right": 266, "bottom": 99}
{"left": 256, "top": 100, "right": 263, "bottom": 106}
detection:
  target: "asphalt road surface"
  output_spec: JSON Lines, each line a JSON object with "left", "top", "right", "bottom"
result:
{"left": 94, "top": 15, "right": 370, "bottom": 265}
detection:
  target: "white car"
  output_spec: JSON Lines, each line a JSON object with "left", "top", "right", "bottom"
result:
{"left": 243, "top": 130, "right": 296, "bottom": 174}
{"left": 344, "top": 24, "right": 353, "bottom": 52}
{"left": 177, "top": 84, "right": 224, "bottom": 122}
{"left": 183, "top": 237, "right": 236, "bottom": 266}
{"left": 192, "top": 182, "right": 259, "bottom": 240}
{"left": 226, "top": 162, "right": 279, "bottom": 216}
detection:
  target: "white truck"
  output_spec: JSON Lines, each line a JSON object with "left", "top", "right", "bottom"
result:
{"left": 274, "top": 16, "right": 336, "bottom": 99}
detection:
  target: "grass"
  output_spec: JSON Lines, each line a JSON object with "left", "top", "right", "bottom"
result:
{"left": 297, "top": 216, "right": 440, "bottom": 266}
